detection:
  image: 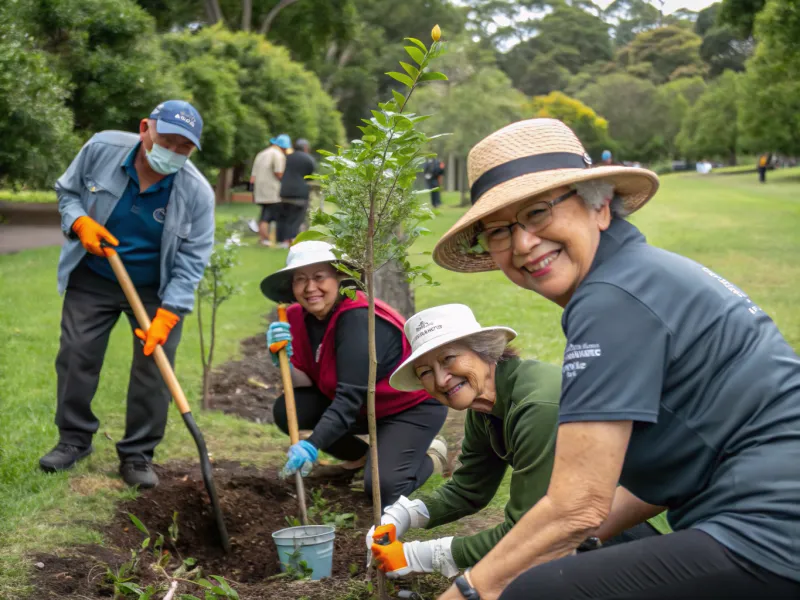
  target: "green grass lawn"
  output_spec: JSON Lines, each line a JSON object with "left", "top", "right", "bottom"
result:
{"left": 2, "top": 169, "right": 800, "bottom": 597}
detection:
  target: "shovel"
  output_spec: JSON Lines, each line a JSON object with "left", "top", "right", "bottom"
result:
{"left": 276, "top": 303, "right": 309, "bottom": 525}
{"left": 103, "top": 245, "right": 231, "bottom": 552}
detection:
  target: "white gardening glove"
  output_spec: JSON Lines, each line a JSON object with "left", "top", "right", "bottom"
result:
{"left": 365, "top": 496, "right": 430, "bottom": 565}
{"left": 372, "top": 536, "right": 460, "bottom": 579}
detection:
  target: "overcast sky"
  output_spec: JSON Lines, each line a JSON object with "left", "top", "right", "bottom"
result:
{"left": 592, "top": 0, "right": 717, "bottom": 13}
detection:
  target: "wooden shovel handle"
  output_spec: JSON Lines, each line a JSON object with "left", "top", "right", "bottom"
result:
{"left": 277, "top": 304, "right": 301, "bottom": 445}
{"left": 106, "top": 250, "right": 192, "bottom": 416}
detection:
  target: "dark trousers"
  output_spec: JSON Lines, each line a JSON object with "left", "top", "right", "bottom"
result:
{"left": 273, "top": 387, "right": 447, "bottom": 508}
{"left": 500, "top": 529, "right": 800, "bottom": 599}
{"left": 428, "top": 185, "right": 441, "bottom": 208}
{"left": 55, "top": 260, "right": 183, "bottom": 463}
{"left": 758, "top": 166, "right": 767, "bottom": 183}
{"left": 276, "top": 200, "right": 308, "bottom": 242}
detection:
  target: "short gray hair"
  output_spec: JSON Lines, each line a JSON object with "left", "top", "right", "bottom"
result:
{"left": 458, "top": 331, "right": 516, "bottom": 364}
{"left": 573, "top": 180, "right": 629, "bottom": 219}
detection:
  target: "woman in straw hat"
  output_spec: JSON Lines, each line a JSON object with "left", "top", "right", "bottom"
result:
{"left": 260, "top": 241, "right": 447, "bottom": 508}
{"left": 431, "top": 119, "right": 800, "bottom": 600}
{"left": 366, "top": 304, "right": 665, "bottom": 580}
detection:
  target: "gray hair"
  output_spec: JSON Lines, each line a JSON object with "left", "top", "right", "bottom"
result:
{"left": 458, "top": 331, "right": 517, "bottom": 364}
{"left": 573, "top": 180, "right": 629, "bottom": 219}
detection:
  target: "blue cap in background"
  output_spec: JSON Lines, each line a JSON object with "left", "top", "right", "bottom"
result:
{"left": 150, "top": 100, "right": 203, "bottom": 150}
{"left": 270, "top": 134, "right": 292, "bottom": 149}
{"left": 601, "top": 150, "right": 612, "bottom": 161}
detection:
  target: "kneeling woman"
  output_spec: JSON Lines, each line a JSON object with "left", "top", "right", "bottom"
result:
{"left": 369, "top": 304, "right": 666, "bottom": 578}
{"left": 260, "top": 241, "right": 448, "bottom": 508}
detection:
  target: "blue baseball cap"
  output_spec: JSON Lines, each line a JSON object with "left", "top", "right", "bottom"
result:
{"left": 149, "top": 100, "right": 203, "bottom": 150}
{"left": 270, "top": 134, "right": 292, "bottom": 149}
{"left": 601, "top": 150, "right": 612, "bottom": 161}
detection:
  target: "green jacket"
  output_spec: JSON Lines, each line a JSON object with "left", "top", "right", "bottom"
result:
{"left": 424, "top": 357, "right": 562, "bottom": 568}
{"left": 421, "top": 357, "right": 672, "bottom": 568}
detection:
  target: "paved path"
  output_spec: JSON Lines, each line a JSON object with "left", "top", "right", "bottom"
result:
{"left": 0, "top": 224, "right": 64, "bottom": 254}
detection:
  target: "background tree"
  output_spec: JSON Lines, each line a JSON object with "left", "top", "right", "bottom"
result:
{"left": 615, "top": 25, "right": 707, "bottom": 84}
{"left": 677, "top": 70, "right": 740, "bottom": 163}
{"left": 528, "top": 91, "right": 614, "bottom": 160}
{"left": 0, "top": 6, "right": 78, "bottom": 188}
{"left": 603, "top": 0, "right": 664, "bottom": 47}
{"left": 695, "top": 3, "right": 752, "bottom": 77}
{"left": 718, "top": 0, "right": 766, "bottom": 38}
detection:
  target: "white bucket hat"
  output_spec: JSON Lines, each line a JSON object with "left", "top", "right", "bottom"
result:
{"left": 389, "top": 304, "right": 517, "bottom": 392}
{"left": 259, "top": 241, "right": 355, "bottom": 303}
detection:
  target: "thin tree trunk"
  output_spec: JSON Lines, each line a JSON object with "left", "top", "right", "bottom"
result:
{"left": 204, "top": 281, "right": 219, "bottom": 410}
{"left": 459, "top": 156, "right": 470, "bottom": 207}
{"left": 366, "top": 197, "right": 388, "bottom": 600}
{"left": 215, "top": 168, "right": 233, "bottom": 205}
{"left": 198, "top": 294, "right": 210, "bottom": 409}
{"left": 205, "top": 0, "right": 224, "bottom": 24}
{"left": 241, "top": 0, "right": 252, "bottom": 31}
{"left": 258, "top": 0, "right": 301, "bottom": 36}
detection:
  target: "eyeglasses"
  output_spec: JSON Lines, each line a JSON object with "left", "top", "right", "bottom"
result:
{"left": 292, "top": 272, "right": 335, "bottom": 288}
{"left": 475, "top": 189, "right": 577, "bottom": 253}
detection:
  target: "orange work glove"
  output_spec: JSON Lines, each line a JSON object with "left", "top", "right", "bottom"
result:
{"left": 72, "top": 216, "right": 119, "bottom": 256}
{"left": 134, "top": 308, "right": 180, "bottom": 356}
{"left": 370, "top": 524, "right": 411, "bottom": 577}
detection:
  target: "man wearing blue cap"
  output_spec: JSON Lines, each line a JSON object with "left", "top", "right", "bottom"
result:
{"left": 251, "top": 134, "right": 290, "bottom": 246}
{"left": 41, "top": 100, "right": 215, "bottom": 488}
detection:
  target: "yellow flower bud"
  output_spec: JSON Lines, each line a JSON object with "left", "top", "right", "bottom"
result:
{"left": 431, "top": 24, "right": 441, "bottom": 42}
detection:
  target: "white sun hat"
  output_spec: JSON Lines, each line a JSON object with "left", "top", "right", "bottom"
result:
{"left": 389, "top": 304, "right": 517, "bottom": 392}
{"left": 259, "top": 241, "right": 355, "bottom": 303}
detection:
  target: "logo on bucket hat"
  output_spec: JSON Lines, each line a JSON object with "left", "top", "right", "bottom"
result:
{"left": 416, "top": 320, "right": 432, "bottom": 332}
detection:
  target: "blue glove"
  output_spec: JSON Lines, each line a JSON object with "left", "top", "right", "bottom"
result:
{"left": 266, "top": 321, "right": 293, "bottom": 367}
{"left": 280, "top": 440, "right": 318, "bottom": 479}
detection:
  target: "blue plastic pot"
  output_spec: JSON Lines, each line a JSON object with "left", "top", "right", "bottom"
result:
{"left": 271, "top": 525, "right": 336, "bottom": 580}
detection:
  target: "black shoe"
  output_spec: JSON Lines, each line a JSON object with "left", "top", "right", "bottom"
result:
{"left": 119, "top": 461, "right": 159, "bottom": 489}
{"left": 39, "top": 443, "right": 93, "bottom": 473}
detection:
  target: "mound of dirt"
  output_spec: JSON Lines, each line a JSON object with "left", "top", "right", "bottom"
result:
{"left": 208, "top": 326, "right": 284, "bottom": 425}
{"left": 32, "top": 462, "right": 449, "bottom": 599}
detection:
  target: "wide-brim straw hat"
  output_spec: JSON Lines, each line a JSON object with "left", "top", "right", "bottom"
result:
{"left": 390, "top": 304, "right": 516, "bottom": 392}
{"left": 260, "top": 241, "right": 354, "bottom": 303}
{"left": 432, "top": 118, "right": 660, "bottom": 273}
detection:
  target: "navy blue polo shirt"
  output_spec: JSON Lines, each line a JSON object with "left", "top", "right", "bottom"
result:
{"left": 560, "top": 218, "right": 800, "bottom": 582}
{"left": 86, "top": 144, "right": 174, "bottom": 286}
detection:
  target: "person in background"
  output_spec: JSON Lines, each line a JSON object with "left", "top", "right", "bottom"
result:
{"left": 277, "top": 138, "right": 316, "bottom": 248}
{"left": 758, "top": 152, "right": 771, "bottom": 183}
{"left": 424, "top": 156, "right": 445, "bottom": 208}
{"left": 600, "top": 149, "right": 613, "bottom": 165}
{"left": 251, "top": 134, "right": 290, "bottom": 246}
{"left": 42, "top": 100, "right": 214, "bottom": 489}
{"left": 260, "top": 241, "right": 448, "bottom": 508}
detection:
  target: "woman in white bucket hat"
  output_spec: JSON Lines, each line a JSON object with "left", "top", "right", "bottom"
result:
{"left": 430, "top": 119, "right": 800, "bottom": 600}
{"left": 260, "top": 241, "right": 447, "bottom": 508}
{"left": 368, "top": 304, "right": 665, "bottom": 581}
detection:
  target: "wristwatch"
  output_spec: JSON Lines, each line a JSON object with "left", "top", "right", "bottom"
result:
{"left": 454, "top": 568, "right": 481, "bottom": 600}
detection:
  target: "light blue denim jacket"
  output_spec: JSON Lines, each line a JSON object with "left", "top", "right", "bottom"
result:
{"left": 56, "top": 130, "right": 215, "bottom": 314}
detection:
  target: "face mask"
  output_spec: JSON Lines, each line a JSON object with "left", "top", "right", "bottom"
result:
{"left": 145, "top": 142, "right": 188, "bottom": 175}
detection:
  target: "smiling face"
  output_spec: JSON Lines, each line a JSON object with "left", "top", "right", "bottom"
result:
{"left": 291, "top": 262, "right": 341, "bottom": 319}
{"left": 482, "top": 186, "right": 611, "bottom": 307}
{"left": 413, "top": 342, "right": 497, "bottom": 413}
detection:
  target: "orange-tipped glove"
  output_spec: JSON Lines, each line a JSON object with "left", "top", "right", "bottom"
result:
{"left": 134, "top": 308, "right": 180, "bottom": 356}
{"left": 371, "top": 524, "right": 460, "bottom": 579}
{"left": 72, "top": 216, "right": 119, "bottom": 256}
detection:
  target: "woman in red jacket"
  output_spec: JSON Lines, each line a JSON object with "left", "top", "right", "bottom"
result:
{"left": 261, "top": 241, "right": 448, "bottom": 508}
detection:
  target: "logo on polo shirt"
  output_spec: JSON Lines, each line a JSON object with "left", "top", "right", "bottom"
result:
{"left": 562, "top": 342, "right": 602, "bottom": 379}
{"left": 153, "top": 208, "right": 167, "bottom": 224}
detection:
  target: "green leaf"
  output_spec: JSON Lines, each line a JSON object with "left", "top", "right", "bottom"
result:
{"left": 363, "top": 135, "right": 377, "bottom": 143}
{"left": 420, "top": 71, "right": 448, "bottom": 82}
{"left": 179, "top": 595, "right": 203, "bottom": 600}
{"left": 404, "top": 46, "right": 425, "bottom": 65}
{"left": 399, "top": 61, "right": 419, "bottom": 79}
{"left": 386, "top": 71, "right": 414, "bottom": 88}
{"left": 141, "top": 537, "right": 151, "bottom": 550}
{"left": 294, "top": 229, "right": 330, "bottom": 244}
{"left": 404, "top": 37, "right": 427, "bottom": 52}
{"left": 391, "top": 89, "right": 406, "bottom": 107}
{"left": 128, "top": 514, "right": 149, "bottom": 536}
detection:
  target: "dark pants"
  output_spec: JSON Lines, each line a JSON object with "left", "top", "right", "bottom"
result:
{"left": 273, "top": 387, "right": 447, "bottom": 508}
{"left": 276, "top": 200, "right": 308, "bottom": 242}
{"left": 500, "top": 529, "right": 800, "bottom": 599}
{"left": 55, "top": 260, "right": 183, "bottom": 463}
{"left": 428, "top": 184, "right": 441, "bottom": 208}
{"left": 258, "top": 203, "right": 279, "bottom": 223}
{"left": 758, "top": 166, "right": 767, "bottom": 183}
